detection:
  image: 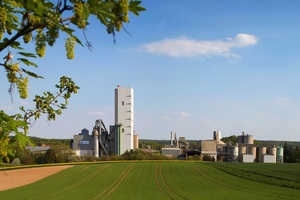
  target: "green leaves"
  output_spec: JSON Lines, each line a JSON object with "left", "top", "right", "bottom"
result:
{"left": 21, "top": 68, "right": 44, "bottom": 78}
{"left": 129, "top": 1, "right": 146, "bottom": 16}
{"left": 95, "top": 2, "right": 117, "bottom": 25}
{"left": 0, "top": 0, "right": 145, "bottom": 163}
{"left": 0, "top": 110, "right": 29, "bottom": 159}
{"left": 23, "top": 76, "right": 79, "bottom": 122}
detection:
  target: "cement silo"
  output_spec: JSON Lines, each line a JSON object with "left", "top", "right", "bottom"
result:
{"left": 277, "top": 144, "right": 284, "bottom": 163}
{"left": 248, "top": 146, "right": 257, "bottom": 162}
{"left": 258, "top": 147, "right": 266, "bottom": 163}
{"left": 133, "top": 135, "right": 139, "bottom": 150}
{"left": 239, "top": 146, "right": 246, "bottom": 162}
{"left": 268, "top": 146, "right": 277, "bottom": 163}
{"left": 237, "top": 133, "right": 254, "bottom": 144}
{"left": 93, "top": 128, "right": 99, "bottom": 157}
{"left": 213, "top": 131, "right": 221, "bottom": 142}
{"left": 229, "top": 146, "right": 239, "bottom": 161}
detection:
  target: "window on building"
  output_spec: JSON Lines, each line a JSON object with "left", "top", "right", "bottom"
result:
{"left": 122, "top": 128, "right": 124, "bottom": 133}
{"left": 122, "top": 101, "right": 124, "bottom": 106}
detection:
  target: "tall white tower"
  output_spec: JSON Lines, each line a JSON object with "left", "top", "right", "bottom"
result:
{"left": 115, "top": 85, "right": 134, "bottom": 154}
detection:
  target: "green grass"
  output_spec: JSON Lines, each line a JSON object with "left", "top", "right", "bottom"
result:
{"left": 206, "top": 162, "right": 300, "bottom": 189}
{"left": 1, "top": 162, "right": 300, "bottom": 199}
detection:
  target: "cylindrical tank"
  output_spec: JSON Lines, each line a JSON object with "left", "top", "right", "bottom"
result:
{"left": 245, "top": 135, "right": 254, "bottom": 144}
{"left": 258, "top": 147, "right": 266, "bottom": 163}
{"left": 213, "top": 131, "right": 221, "bottom": 142}
{"left": 133, "top": 135, "right": 139, "bottom": 149}
{"left": 229, "top": 146, "right": 239, "bottom": 161}
{"left": 93, "top": 129, "right": 99, "bottom": 157}
{"left": 248, "top": 146, "right": 257, "bottom": 162}
{"left": 277, "top": 145, "right": 284, "bottom": 157}
{"left": 269, "top": 147, "right": 277, "bottom": 155}
{"left": 239, "top": 146, "right": 246, "bottom": 162}
{"left": 276, "top": 145, "right": 284, "bottom": 163}
{"left": 237, "top": 134, "right": 254, "bottom": 144}
{"left": 268, "top": 147, "right": 277, "bottom": 163}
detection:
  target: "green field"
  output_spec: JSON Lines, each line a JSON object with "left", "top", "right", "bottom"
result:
{"left": 1, "top": 162, "right": 300, "bottom": 200}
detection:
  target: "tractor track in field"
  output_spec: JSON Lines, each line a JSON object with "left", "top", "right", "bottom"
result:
{"left": 155, "top": 163, "right": 188, "bottom": 200}
{"left": 190, "top": 165, "right": 291, "bottom": 199}
{"left": 92, "top": 163, "right": 135, "bottom": 200}
{"left": 29, "top": 164, "right": 111, "bottom": 200}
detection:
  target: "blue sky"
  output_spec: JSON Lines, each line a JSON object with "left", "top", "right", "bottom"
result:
{"left": 1, "top": 0, "right": 300, "bottom": 141}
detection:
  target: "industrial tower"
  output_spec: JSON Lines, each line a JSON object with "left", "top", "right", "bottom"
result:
{"left": 115, "top": 85, "right": 134, "bottom": 154}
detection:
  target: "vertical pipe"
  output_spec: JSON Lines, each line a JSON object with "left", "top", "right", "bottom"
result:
{"left": 99, "top": 121, "right": 102, "bottom": 157}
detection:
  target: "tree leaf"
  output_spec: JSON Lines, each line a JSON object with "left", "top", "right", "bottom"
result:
{"left": 81, "top": 3, "right": 90, "bottom": 20}
{"left": 18, "top": 52, "right": 37, "bottom": 58}
{"left": 18, "top": 58, "right": 38, "bottom": 67}
{"left": 129, "top": 1, "right": 146, "bottom": 16}
{"left": 10, "top": 41, "right": 23, "bottom": 49}
{"left": 21, "top": 68, "right": 44, "bottom": 79}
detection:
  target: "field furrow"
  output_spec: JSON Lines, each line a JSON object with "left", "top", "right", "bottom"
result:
{"left": 92, "top": 163, "right": 135, "bottom": 199}
{"left": 29, "top": 164, "right": 111, "bottom": 200}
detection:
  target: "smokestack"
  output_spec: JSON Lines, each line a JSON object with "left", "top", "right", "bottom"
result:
{"left": 170, "top": 132, "right": 173, "bottom": 146}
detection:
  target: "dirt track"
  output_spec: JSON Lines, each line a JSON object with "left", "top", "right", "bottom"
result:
{"left": 0, "top": 166, "right": 72, "bottom": 191}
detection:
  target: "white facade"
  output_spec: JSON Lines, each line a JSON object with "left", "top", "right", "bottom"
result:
{"left": 242, "top": 154, "right": 254, "bottom": 163}
{"left": 263, "top": 155, "right": 276, "bottom": 163}
{"left": 115, "top": 86, "right": 134, "bottom": 154}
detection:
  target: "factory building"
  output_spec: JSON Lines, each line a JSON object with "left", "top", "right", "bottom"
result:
{"left": 72, "top": 86, "right": 136, "bottom": 157}
{"left": 200, "top": 131, "right": 225, "bottom": 161}
{"left": 115, "top": 86, "right": 134, "bottom": 155}
{"left": 200, "top": 131, "right": 284, "bottom": 163}
{"left": 161, "top": 132, "right": 189, "bottom": 158}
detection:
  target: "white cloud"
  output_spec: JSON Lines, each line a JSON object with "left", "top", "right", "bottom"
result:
{"left": 142, "top": 34, "right": 258, "bottom": 58}
{"left": 173, "top": 111, "right": 190, "bottom": 117}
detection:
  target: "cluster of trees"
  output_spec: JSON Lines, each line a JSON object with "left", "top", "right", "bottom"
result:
{"left": 30, "top": 137, "right": 71, "bottom": 146}
{"left": 8, "top": 148, "right": 176, "bottom": 165}
{"left": 284, "top": 144, "right": 300, "bottom": 163}
{"left": 12, "top": 144, "right": 74, "bottom": 165}
{"left": 0, "top": 0, "right": 145, "bottom": 163}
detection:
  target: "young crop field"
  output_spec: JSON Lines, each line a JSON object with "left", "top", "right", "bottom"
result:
{"left": 1, "top": 161, "right": 300, "bottom": 200}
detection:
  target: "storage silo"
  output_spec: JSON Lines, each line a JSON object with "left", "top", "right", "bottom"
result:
{"left": 239, "top": 146, "right": 246, "bottom": 162}
{"left": 133, "top": 135, "right": 139, "bottom": 149}
{"left": 245, "top": 135, "right": 254, "bottom": 144}
{"left": 248, "top": 146, "right": 257, "bottom": 162}
{"left": 229, "top": 146, "right": 239, "bottom": 161}
{"left": 213, "top": 131, "right": 221, "bottom": 142}
{"left": 237, "top": 134, "right": 254, "bottom": 144}
{"left": 268, "top": 147, "right": 277, "bottom": 163}
{"left": 93, "top": 128, "right": 99, "bottom": 157}
{"left": 269, "top": 147, "right": 277, "bottom": 155}
{"left": 277, "top": 145, "right": 284, "bottom": 163}
{"left": 258, "top": 147, "right": 266, "bottom": 163}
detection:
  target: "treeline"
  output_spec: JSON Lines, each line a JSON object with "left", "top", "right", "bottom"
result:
{"left": 284, "top": 143, "right": 300, "bottom": 163}
{"left": 30, "top": 137, "right": 71, "bottom": 146}
{"left": 7, "top": 148, "right": 174, "bottom": 166}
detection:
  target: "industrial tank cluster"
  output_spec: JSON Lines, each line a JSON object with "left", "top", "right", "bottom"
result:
{"left": 201, "top": 131, "right": 284, "bottom": 163}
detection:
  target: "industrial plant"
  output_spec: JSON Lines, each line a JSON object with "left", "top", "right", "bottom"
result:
{"left": 71, "top": 85, "right": 138, "bottom": 157}
{"left": 200, "top": 131, "right": 284, "bottom": 163}
{"left": 71, "top": 86, "right": 284, "bottom": 163}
